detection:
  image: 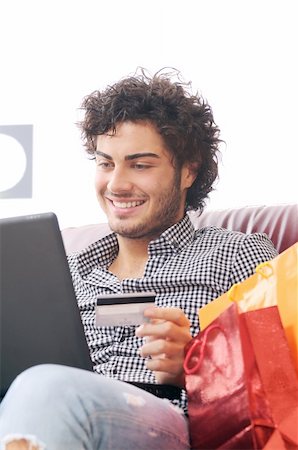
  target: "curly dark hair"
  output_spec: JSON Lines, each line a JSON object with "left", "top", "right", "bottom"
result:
{"left": 78, "top": 68, "right": 221, "bottom": 212}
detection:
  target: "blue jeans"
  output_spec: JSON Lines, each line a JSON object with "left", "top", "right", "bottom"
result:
{"left": 0, "top": 365, "right": 190, "bottom": 450}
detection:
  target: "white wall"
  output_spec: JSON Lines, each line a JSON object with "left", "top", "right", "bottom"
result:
{"left": 0, "top": 0, "right": 297, "bottom": 229}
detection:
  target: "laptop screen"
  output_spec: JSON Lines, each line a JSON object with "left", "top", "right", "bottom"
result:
{"left": 0, "top": 212, "right": 93, "bottom": 398}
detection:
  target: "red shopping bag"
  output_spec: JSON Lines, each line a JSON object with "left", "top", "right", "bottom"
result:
{"left": 184, "top": 303, "right": 298, "bottom": 449}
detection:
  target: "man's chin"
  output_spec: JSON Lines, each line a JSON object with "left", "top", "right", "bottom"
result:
{"left": 110, "top": 226, "right": 148, "bottom": 239}
{"left": 108, "top": 220, "right": 156, "bottom": 240}
{"left": 110, "top": 223, "right": 172, "bottom": 241}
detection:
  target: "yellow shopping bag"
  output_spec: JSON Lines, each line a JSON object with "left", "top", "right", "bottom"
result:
{"left": 198, "top": 243, "right": 298, "bottom": 374}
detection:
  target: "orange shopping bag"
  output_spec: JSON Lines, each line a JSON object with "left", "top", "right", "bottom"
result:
{"left": 198, "top": 243, "right": 298, "bottom": 374}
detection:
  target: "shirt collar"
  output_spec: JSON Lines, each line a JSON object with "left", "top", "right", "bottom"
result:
{"left": 148, "top": 214, "right": 196, "bottom": 254}
{"left": 75, "top": 232, "right": 118, "bottom": 278}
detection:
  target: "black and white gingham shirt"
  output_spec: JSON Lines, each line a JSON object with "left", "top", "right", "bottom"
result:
{"left": 68, "top": 214, "right": 278, "bottom": 413}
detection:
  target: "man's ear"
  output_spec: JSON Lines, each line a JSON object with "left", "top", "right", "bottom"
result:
{"left": 181, "top": 162, "right": 199, "bottom": 189}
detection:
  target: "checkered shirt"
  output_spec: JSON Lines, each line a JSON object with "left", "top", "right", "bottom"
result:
{"left": 68, "top": 214, "right": 278, "bottom": 414}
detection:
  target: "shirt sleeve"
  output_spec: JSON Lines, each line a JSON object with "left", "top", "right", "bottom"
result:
{"left": 229, "top": 232, "right": 278, "bottom": 286}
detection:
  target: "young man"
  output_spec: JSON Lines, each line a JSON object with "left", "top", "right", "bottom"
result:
{"left": 0, "top": 69, "right": 277, "bottom": 450}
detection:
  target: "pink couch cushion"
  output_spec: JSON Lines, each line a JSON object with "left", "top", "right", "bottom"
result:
{"left": 62, "top": 222, "right": 111, "bottom": 255}
{"left": 189, "top": 204, "right": 298, "bottom": 254}
{"left": 62, "top": 204, "right": 297, "bottom": 255}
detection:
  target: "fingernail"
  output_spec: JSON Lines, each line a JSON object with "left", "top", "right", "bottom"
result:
{"left": 135, "top": 324, "right": 144, "bottom": 336}
{"left": 144, "top": 307, "right": 155, "bottom": 316}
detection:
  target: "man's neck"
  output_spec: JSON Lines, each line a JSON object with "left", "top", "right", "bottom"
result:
{"left": 109, "top": 235, "right": 153, "bottom": 280}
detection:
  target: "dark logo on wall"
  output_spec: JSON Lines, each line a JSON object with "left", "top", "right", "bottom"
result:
{"left": 0, "top": 124, "right": 33, "bottom": 198}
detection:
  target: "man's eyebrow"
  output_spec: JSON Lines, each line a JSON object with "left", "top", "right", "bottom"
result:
{"left": 125, "top": 152, "right": 160, "bottom": 161}
{"left": 95, "top": 151, "right": 161, "bottom": 161}
{"left": 95, "top": 151, "right": 113, "bottom": 160}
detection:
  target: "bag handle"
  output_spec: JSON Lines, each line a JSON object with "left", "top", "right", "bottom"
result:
{"left": 255, "top": 261, "right": 273, "bottom": 278}
{"left": 184, "top": 325, "right": 223, "bottom": 375}
{"left": 227, "top": 260, "right": 273, "bottom": 302}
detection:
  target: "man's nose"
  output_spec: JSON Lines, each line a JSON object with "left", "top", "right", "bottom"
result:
{"left": 106, "top": 167, "right": 133, "bottom": 193}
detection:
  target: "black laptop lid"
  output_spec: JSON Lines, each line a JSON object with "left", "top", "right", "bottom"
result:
{"left": 0, "top": 212, "right": 93, "bottom": 398}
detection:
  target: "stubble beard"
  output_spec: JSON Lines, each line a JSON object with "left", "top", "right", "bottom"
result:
{"left": 108, "top": 173, "right": 184, "bottom": 240}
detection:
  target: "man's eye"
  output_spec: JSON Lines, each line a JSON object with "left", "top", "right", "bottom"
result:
{"left": 97, "top": 161, "right": 113, "bottom": 169}
{"left": 133, "top": 163, "right": 151, "bottom": 170}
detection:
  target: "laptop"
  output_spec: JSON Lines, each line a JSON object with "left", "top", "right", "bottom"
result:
{"left": 0, "top": 212, "right": 93, "bottom": 399}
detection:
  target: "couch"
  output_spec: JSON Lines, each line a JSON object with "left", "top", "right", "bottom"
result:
{"left": 62, "top": 203, "right": 298, "bottom": 255}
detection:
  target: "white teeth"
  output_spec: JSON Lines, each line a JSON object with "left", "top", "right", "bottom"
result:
{"left": 113, "top": 200, "right": 144, "bottom": 208}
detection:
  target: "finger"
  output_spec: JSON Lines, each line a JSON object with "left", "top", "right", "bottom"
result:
{"left": 139, "top": 339, "right": 183, "bottom": 358}
{"left": 136, "top": 321, "right": 191, "bottom": 342}
{"left": 145, "top": 357, "right": 183, "bottom": 376}
{"left": 144, "top": 307, "right": 190, "bottom": 327}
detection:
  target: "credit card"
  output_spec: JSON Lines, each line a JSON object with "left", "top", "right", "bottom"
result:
{"left": 96, "top": 292, "right": 156, "bottom": 326}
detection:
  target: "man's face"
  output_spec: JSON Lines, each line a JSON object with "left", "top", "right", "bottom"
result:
{"left": 95, "top": 121, "right": 194, "bottom": 240}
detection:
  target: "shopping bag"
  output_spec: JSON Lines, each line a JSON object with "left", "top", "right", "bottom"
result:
{"left": 198, "top": 243, "right": 298, "bottom": 374}
{"left": 184, "top": 303, "right": 298, "bottom": 449}
{"left": 262, "top": 407, "right": 298, "bottom": 449}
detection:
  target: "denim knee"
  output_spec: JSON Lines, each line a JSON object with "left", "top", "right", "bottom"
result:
{"left": 5, "top": 364, "right": 82, "bottom": 409}
{"left": 11, "top": 364, "right": 70, "bottom": 392}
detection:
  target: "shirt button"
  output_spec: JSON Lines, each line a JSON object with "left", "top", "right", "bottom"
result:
{"left": 119, "top": 335, "right": 125, "bottom": 342}
{"left": 112, "top": 368, "right": 117, "bottom": 374}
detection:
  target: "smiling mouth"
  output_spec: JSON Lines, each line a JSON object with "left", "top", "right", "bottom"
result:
{"left": 111, "top": 200, "right": 145, "bottom": 209}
